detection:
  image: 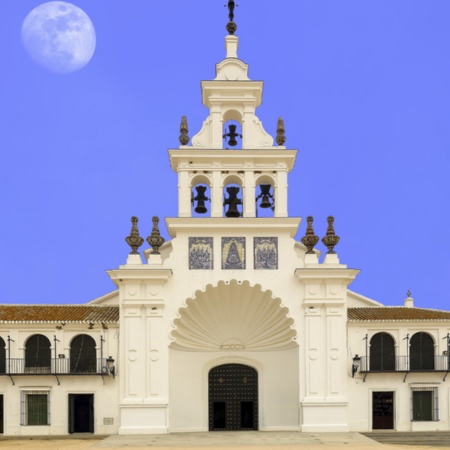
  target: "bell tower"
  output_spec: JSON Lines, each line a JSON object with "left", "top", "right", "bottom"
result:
{"left": 169, "top": 3, "right": 297, "bottom": 220}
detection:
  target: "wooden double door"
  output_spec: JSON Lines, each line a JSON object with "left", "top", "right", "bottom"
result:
{"left": 209, "top": 364, "right": 258, "bottom": 431}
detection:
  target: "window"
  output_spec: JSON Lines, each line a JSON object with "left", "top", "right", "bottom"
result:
{"left": 370, "top": 333, "right": 395, "bottom": 371}
{"left": 410, "top": 332, "right": 434, "bottom": 370}
{"left": 21, "top": 391, "right": 50, "bottom": 425}
{"left": 0, "top": 337, "right": 5, "bottom": 374}
{"left": 25, "top": 334, "right": 51, "bottom": 373}
{"left": 411, "top": 387, "right": 438, "bottom": 421}
{"left": 70, "top": 335, "right": 97, "bottom": 373}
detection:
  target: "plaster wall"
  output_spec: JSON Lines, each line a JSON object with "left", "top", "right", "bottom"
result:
{"left": 168, "top": 347, "right": 299, "bottom": 432}
{"left": 348, "top": 323, "right": 450, "bottom": 432}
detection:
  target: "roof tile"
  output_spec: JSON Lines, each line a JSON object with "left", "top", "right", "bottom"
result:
{"left": 0, "top": 305, "right": 119, "bottom": 323}
{"left": 348, "top": 307, "right": 450, "bottom": 322}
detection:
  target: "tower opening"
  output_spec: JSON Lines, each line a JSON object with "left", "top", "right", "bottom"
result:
{"left": 223, "top": 120, "right": 242, "bottom": 149}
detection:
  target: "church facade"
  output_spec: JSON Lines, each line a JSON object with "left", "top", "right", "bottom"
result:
{"left": 0, "top": 7, "right": 449, "bottom": 437}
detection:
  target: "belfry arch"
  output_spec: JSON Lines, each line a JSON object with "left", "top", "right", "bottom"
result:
{"left": 170, "top": 280, "right": 297, "bottom": 351}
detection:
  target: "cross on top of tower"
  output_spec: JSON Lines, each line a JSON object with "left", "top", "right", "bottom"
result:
{"left": 226, "top": 0, "right": 238, "bottom": 35}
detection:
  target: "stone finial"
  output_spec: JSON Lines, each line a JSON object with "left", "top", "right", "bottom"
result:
{"left": 146, "top": 216, "right": 165, "bottom": 254}
{"left": 321, "top": 216, "right": 340, "bottom": 254}
{"left": 276, "top": 117, "right": 286, "bottom": 146}
{"left": 404, "top": 290, "right": 414, "bottom": 308}
{"left": 125, "top": 216, "right": 144, "bottom": 255}
{"left": 179, "top": 116, "right": 189, "bottom": 146}
{"left": 226, "top": 0, "right": 237, "bottom": 35}
{"left": 301, "top": 216, "right": 319, "bottom": 254}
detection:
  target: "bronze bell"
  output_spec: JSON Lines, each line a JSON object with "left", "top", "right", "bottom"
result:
{"left": 257, "top": 184, "right": 273, "bottom": 209}
{"left": 224, "top": 186, "right": 242, "bottom": 217}
{"left": 193, "top": 185, "right": 208, "bottom": 214}
{"left": 223, "top": 124, "right": 242, "bottom": 147}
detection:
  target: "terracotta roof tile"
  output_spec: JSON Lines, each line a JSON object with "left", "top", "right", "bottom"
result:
{"left": 348, "top": 307, "right": 450, "bottom": 322}
{"left": 0, "top": 305, "right": 119, "bottom": 323}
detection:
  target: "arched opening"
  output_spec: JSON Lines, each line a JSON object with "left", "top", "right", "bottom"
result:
{"left": 370, "top": 332, "right": 395, "bottom": 371}
{"left": 255, "top": 175, "right": 275, "bottom": 218}
{"left": 191, "top": 174, "right": 211, "bottom": 218}
{"left": 70, "top": 334, "right": 97, "bottom": 373}
{"left": 222, "top": 110, "right": 243, "bottom": 150}
{"left": 209, "top": 363, "right": 258, "bottom": 431}
{"left": 0, "top": 337, "right": 5, "bottom": 374}
{"left": 223, "top": 175, "right": 243, "bottom": 218}
{"left": 25, "top": 334, "right": 51, "bottom": 373}
{"left": 410, "top": 332, "right": 434, "bottom": 370}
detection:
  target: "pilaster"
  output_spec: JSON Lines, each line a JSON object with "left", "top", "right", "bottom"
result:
{"left": 295, "top": 265, "right": 359, "bottom": 431}
{"left": 107, "top": 267, "right": 172, "bottom": 434}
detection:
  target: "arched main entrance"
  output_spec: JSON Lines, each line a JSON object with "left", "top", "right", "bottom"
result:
{"left": 209, "top": 364, "right": 258, "bottom": 431}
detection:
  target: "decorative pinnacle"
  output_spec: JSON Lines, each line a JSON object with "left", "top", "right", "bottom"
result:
{"left": 179, "top": 115, "right": 189, "bottom": 146}
{"left": 226, "top": 0, "right": 237, "bottom": 35}
{"left": 321, "top": 216, "right": 340, "bottom": 254}
{"left": 146, "top": 216, "right": 165, "bottom": 254}
{"left": 125, "top": 216, "right": 144, "bottom": 255}
{"left": 276, "top": 117, "right": 286, "bottom": 146}
{"left": 301, "top": 216, "right": 319, "bottom": 254}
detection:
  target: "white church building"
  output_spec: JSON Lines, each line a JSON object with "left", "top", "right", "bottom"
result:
{"left": 1, "top": 3, "right": 449, "bottom": 437}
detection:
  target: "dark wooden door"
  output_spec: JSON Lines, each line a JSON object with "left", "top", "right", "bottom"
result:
{"left": 372, "top": 392, "right": 394, "bottom": 430}
{"left": 0, "top": 395, "right": 3, "bottom": 434}
{"left": 209, "top": 364, "right": 258, "bottom": 431}
{"left": 69, "top": 394, "right": 94, "bottom": 433}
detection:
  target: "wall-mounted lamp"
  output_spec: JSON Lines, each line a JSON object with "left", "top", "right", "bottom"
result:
{"left": 352, "top": 354, "right": 361, "bottom": 378}
{"left": 106, "top": 356, "right": 116, "bottom": 378}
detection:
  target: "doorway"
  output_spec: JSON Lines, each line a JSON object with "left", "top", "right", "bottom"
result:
{"left": 0, "top": 395, "right": 3, "bottom": 434}
{"left": 209, "top": 364, "right": 258, "bottom": 431}
{"left": 68, "top": 394, "right": 94, "bottom": 433}
{"left": 372, "top": 391, "right": 394, "bottom": 430}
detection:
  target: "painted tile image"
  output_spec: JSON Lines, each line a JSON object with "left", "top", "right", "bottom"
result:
{"left": 222, "top": 237, "right": 245, "bottom": 270}
{"left": 189, "top": 237, "right": 213, "bottom": 270}
{"left": 254, "top": 237, "right": 278, "bottom": 270}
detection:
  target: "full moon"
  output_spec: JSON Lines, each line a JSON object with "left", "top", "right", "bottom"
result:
{"left": 21, "top": 1, "right": 96, "bottom": 74}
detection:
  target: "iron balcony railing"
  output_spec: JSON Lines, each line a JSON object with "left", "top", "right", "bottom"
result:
{"left": 360, "top": 355, "right": 450, "bottom": 372}
{"left": 1, "top": 357, "right": 108, "bottom": 375}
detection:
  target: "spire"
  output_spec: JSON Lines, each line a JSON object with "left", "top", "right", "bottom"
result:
{"left": 226, "top": 0, "right": 237, "bottom": 35}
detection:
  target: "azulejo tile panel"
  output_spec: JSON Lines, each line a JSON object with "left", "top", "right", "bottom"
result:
{"left": 222, "top": 237, "right": 245, "bottom": 270}
{"left": 189, "top": 237, "right": 213, "bottom": 270}
{"left": 254, "top": 237, "right": 278, "bottom": 270}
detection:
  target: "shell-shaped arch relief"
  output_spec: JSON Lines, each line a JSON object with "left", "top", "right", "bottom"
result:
{"left": 171, "top": 280, "right": 297, "bottom": 351}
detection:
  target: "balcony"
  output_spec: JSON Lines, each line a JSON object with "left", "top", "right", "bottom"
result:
{"left": 0, "top": 358, "right": 109, "bottom": 384}
{"left": 359, "top": 355, "right": 450, "bottom": 381}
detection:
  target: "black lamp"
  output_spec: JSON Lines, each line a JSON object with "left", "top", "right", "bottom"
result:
{"left": 352, "top": 354, "right": 361, "bottom": 378}
{"left": 106, "top": 356, "right": 116, "bottom": 378}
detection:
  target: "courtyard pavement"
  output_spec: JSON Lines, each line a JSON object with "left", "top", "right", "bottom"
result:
{"left": 0, "top": 431, "right": 449, "bottom": 450}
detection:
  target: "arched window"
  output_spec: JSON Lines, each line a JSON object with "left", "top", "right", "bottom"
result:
{"left": 70, "top": 335, "right": 97, "bottom": 373}
{"left": 370, "top": 332, "right": 395, "bottom": 371}
{"left": 410, "top": 332, "right": 434, "bottom": 370}
{"left": 25, "top": 335, "right": 51, "bottom": 373}
{"left": 0, "top": 337, "right": 5, "bottom": 374}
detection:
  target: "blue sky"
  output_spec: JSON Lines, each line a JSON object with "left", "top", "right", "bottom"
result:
{"left": 0, "top": 1, "right": 449, "bottom": 309}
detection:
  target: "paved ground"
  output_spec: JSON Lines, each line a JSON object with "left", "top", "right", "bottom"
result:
{"left": 0, "top": 431, "right": 449, "bottom": 450}
{"left": 96, "top": 431, "right": 380, "bottom": 447}
{"left": 363, "top": 432, "right": 450, "bottom": 447}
